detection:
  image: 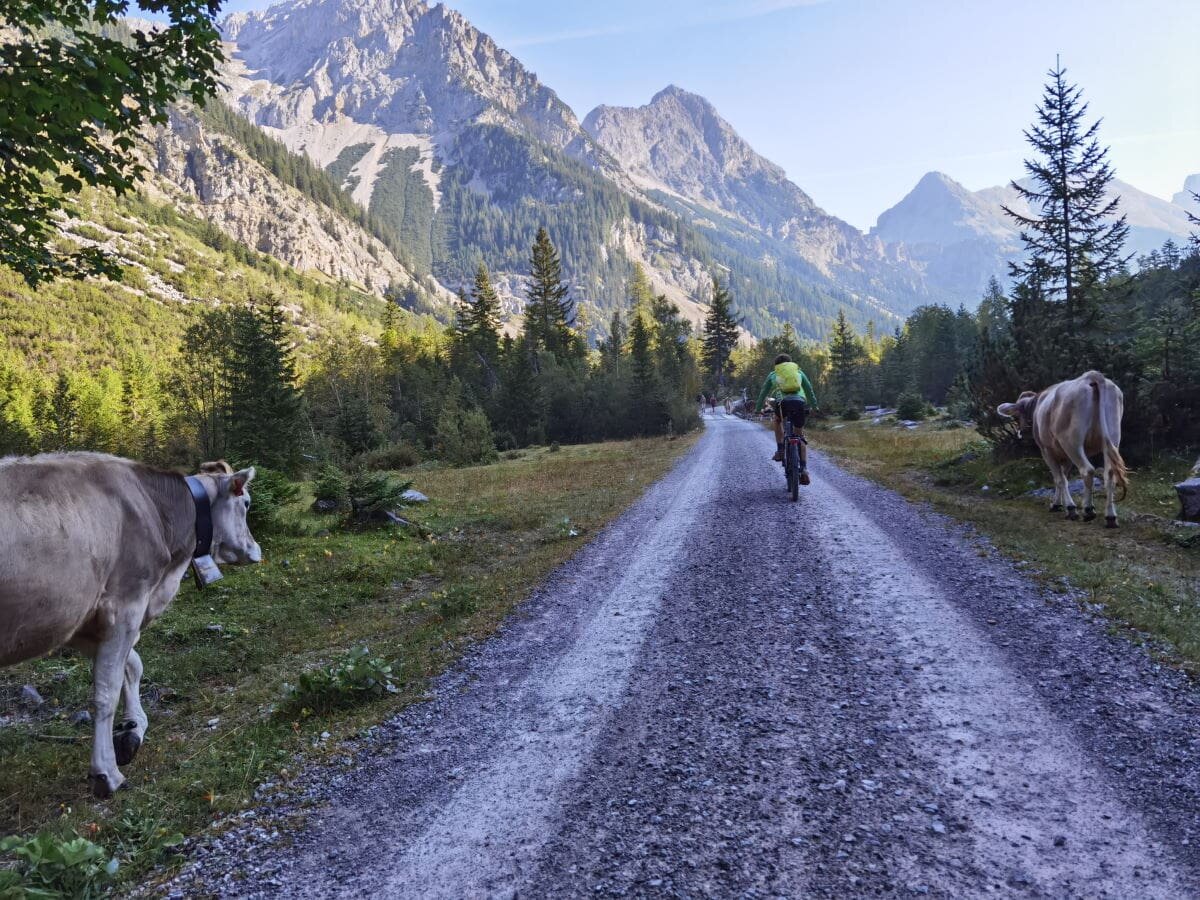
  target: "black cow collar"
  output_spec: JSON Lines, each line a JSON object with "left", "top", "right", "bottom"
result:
{"left": 185, "top": 475, "right": 223, "bottom": 588}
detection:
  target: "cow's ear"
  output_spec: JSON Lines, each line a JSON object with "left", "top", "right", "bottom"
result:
{"left": 229, "top": 467, "right": 256, "bottom": 497}
{"left": 997, "top": 402, "right": 1017, "bottom": 419}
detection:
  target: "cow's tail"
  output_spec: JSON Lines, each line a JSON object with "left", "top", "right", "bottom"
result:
{"left": 1090, "top": 373, "right": 1129, "bottom": 501}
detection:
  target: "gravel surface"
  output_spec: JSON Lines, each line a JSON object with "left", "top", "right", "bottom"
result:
{"left": 165, "top": 414, "right": 1200, "bottom": 898}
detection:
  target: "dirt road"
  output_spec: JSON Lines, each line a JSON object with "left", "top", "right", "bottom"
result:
{"left": 174, "top": 414, "right": 1200, "bottom": 898}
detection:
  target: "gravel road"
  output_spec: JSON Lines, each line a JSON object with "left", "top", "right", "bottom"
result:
{"left": 171, "top": 414, "right": 1200, "bottom": 898}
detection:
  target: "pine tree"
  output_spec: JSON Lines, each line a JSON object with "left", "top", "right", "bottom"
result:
{"left": 1003, "top": 62, "right": 1129, "bottom": 372}
{"left": 456, "top": 263, "right": 503, "bottom": 392}
{"left": 700, "top": 276, "right": 739, "bottom": 392}
{"left": 227, "top": 296, "right": 304, "bottom": 471}
{"left": 524, "top": 228, "right": 575, "bottom": 358}
{"left": 828, "top": 310, "right": 865, "bottom": 412}
{"left": 177, "top": 308, "right": 235, "bottom": 461}
{"left": 627, "top": 313, "right": 667, "bottom": 435}
{"left": 628, "top": 263, "right": 654, "bottom": 317}
{"left": 496, "top": 336, "right": 543, "bottom": 447}
{"left": 47, "top": 372, "right": 78, "bottom": 451}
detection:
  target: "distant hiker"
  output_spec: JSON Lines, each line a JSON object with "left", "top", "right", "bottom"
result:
{"left": 708, "top": 395, "right": 717, "bottom": 413}
{"left": 755, "top": 354, "right": 818, "bottom": 482}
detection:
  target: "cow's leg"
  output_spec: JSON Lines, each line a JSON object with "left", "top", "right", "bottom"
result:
{"left": 1041, "top": 450, "right": 1069, "bottom": 513}
{"left": 1063, "top": 445, "right": 1096, "bottom": 522}
{"left": 88, "top": 624, "right": 137, "bottom": 798}
{"left": 115, "top": 647, "right": 147, "bottom": 766}
{"left": 1103, "top": 459, "right": 1119, "bottom": 528}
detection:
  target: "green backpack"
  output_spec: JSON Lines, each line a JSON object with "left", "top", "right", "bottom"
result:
{"left": 774, "top": 361, "right": 803, "bottom": 395}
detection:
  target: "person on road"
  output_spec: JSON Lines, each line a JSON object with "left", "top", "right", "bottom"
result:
{"left": 755, "top": 354, "right": 818, "bottom": 482}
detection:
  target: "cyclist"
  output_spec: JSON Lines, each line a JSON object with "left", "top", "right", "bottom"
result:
{"left": 755, "top": 354, "right": 817, "bottom": 483}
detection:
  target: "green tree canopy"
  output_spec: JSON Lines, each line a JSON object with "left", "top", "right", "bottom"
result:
{"left": 0, "top": 0, "right": 224, "bottom": 285}
{"left": 1002, "top": 62, "right": 1129, "bottom": 373}
{"left": 700, "top": 276, "right": 739, "bottom": 392}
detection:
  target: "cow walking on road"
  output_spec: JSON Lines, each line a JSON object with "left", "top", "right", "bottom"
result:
{"left": 0, "top": 453, "right": 261, "bottom": 797}
{"left": 997, "top": 370, "right": 1130, "bottom": 528}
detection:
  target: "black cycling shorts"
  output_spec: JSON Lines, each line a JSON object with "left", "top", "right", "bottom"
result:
{"left": 775, "top": 397, "right": 808, "bottom": 430}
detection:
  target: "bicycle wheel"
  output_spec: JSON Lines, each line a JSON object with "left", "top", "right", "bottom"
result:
{"left": 787, "top": 441, "right": 800, "bottom": 502}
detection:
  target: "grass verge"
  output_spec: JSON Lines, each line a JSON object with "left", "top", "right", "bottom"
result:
{"left": 0, "top": 434, "right": 697, "bottom": 890}
{"left": 815, "top": 419, "right": 1200, "bottom": 669}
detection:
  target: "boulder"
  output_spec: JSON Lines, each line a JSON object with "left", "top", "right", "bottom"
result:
{"left": 1177, "top": 478, "right": 1200, "bottom": 523}
{"left": 402, "top": 489, "right": 430, "bottom": 504}
{"left": 19, "top": 685, "right": 44, "bottom": 708}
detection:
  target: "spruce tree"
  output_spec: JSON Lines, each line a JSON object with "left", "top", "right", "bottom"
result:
{"left": 700, "top": 276, "right": 739, "bottom": 392}
{"left": 456, "top": 263, "right": 502, "bottom": 392}
{"left": 524, "top": 228, "right": 575, "bottom": 358}
{"left": 227, "top": 296, "right": 304, "bottom": 471}
{"left": 828, "top": 310, "right": 865, "bottom": 412}
{"left": 627, "top": 313, "right": 667, "bottom": 435}
{"left": 496, "top": 336, "right": 543, "bottom": 447}
{"left": 47, "top": 373, "right": 78, "bottom": 451}
{"left": 1003, "top": 62, "right": 1129, "bottom": 372}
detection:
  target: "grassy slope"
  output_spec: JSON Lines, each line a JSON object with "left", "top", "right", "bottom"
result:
{"left": 0, "top": 435, "right": 697, "bottom": 885}
{"left": 0, "top": 187, "right": 393, "bottom": 376}
{"left": 814, "top": 419, "right": 1200, "bottom": 671}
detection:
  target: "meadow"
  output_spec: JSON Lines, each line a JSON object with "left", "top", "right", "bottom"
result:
{"left": 0, "top": 435, "right": 696, "bottom": 891}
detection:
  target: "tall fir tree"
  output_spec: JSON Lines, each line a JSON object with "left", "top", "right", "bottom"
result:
{"left": 828, "top": 310, "right": 865, "bottom": 412}
{"left": 627, "top": 313, "right": 667, "bottom": 435}
{"left": 1003, "top": 62, "right": 1129, "bottom": 373}
{"left": 455, "top": 262, "right": 503, "bottom": 394}
{"left": 700, "top": 276, "right": 739, "bottom": 393}
{"left": 524, "top": 228, "right": 575, "bottom": 359}
{"left": 226, "top": 296, "right": 304, "bottom": 472}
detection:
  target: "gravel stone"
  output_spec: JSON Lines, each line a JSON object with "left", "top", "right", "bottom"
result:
{"left": 160, "top": 418, "right": 1200, "bottom": 898}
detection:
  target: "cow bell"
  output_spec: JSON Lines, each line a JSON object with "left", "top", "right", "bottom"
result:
{"left": 191, "top": 554, "right": 224, "bottom": 589}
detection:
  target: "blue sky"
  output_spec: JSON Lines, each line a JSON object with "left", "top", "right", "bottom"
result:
{"left": 215, "top": 0, "right": 1200, "bottom": 229}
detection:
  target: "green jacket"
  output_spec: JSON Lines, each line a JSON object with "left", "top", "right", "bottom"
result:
{"left": 756, "top": 368, "right": 817, "bottom": 411}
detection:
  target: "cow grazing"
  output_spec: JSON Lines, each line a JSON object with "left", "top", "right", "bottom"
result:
{"left": 0, "top": 453, "right": 260, "bottom": 797}
{"left": 997, "top": 370, "right": 1130, "bottom": 528}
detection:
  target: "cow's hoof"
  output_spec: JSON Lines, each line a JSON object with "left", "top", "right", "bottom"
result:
{"left": 1084, "top": 507, "right": 1097, "bottom": 522}
{"left": 1105, "top": 517, "right": 1119, "bottom": 529}
{"left": 1049, "top": 504, "right": 1063, "bottom": 513}
{"left": 88, "top": 771, "right": 123, "bottom": 799}
{"left": 114, "top": 723, "right": 143, "bottom": 766}
{"left": 1066, "top": 509, "right": 1079, "bottom": 521}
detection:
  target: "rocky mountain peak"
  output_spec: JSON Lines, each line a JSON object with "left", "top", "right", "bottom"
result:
{"left": 873, "top": 171, "right": 1010, "bottom": 246}
{"left": 222, "top": 0, "right": 589, "bottom": 157}
{"left": 1173, "top": 174, "right": 1200, "bottom": 215}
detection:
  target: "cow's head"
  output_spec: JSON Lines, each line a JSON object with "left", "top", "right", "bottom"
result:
{"left": 996, "top": 391, "right": 1039, "bottom": 439}
{"left": 197, "top": 463, "right": 262, "bottom": 565}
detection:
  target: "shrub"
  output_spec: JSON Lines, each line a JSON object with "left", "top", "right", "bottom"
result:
{"left": 246, "top": 466, "right": 301, "bottom": 534}
{"left": 347, "top": 470, "right": 413, "bottom": 524}
{"left": 279, "top": 646, "right": 399, "bottom": 715}
{"left": 896, "top": 392, "right": 927, "bottom": 421}
{"left": 436, "top": 405, "right": 497, "bottom": 467}
{"left": 840, "top": 406, "right": 861, "bottom": 421}
{"left": 355, "top": 442, "right": 421, "bottom": 471}
{"left": 436, "top": 584, "right": 478, "bottom": 619}
{"left": 0, "top": 832, "right": 119, "bottom": 899}
{"left": 312, "top": 464, "right": 349, "bottom": 507}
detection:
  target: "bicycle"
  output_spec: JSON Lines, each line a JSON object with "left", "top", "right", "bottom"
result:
{"left": 765, "top": 399, "right": 807, "bottom": 502}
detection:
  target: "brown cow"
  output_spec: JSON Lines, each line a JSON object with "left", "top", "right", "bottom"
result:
{"left": 0, "top": 453, "right": 261, "bottom": 797}
{"left": 997, "top": 370, "right": 1130, "bottom": 528}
